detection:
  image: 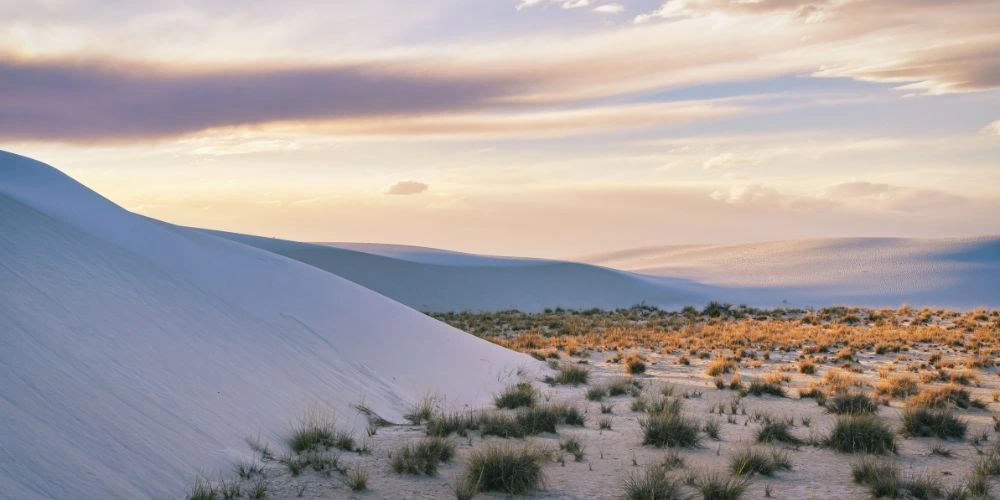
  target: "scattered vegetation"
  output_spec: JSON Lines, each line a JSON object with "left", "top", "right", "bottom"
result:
{"left": 494, "top": 382, "right": 538, "bottom": 409}
{"left": 901, "top": 407, "right": 967, "bottom": 439}
{"left": 729, "top": 447, "right": 792, "bottom": 477}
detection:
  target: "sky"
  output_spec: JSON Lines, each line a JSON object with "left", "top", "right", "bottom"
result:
{"left": 2, "top": 0, "right": 999, "bottom": 258}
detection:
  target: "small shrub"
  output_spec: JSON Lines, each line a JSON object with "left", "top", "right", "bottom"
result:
{"left": 639, "top": 413, "right": 701, "bottom": 448}
{"left": 599, "top": 416, "right": 614, "bottom": 430}
{"left": 729, "top": 447, "right": 792, "bottom": 476}
{"left": 798, "top": 358, "right": 816, "bottom": 374}
{"left": 495, "top": 382, "right": 538, "bottom": 409}
{"left": 247, "top": 478, "right": 268, "bottom": 500}
{"left": 457, "top": 443, "right": 547, "bottom": 496}
{"left": 851, "top": 456, "right": 900, "bottom": 498}
{"left": 625, "top": 354, "right": 648, "bottom": 374}
{"left": 902, "top": 407, "right": 967, "bottom": 439}
{"left": 826, "top": 416, "right": 897, "bottom": 454}
{"left": 826, "top": 393, "right": 878, "bottom": 415}
{"left": 623, "top": 465, "right": 687, "bottom": 500}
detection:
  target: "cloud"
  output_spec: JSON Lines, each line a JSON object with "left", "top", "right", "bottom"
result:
{"left": 594, "top": 4, "right": 625, "bottom": 14}
{"left": 562, "top": 0, "right": 591, "bottom": 8}
{"left": 981, "top": 120, "right": 1000, "bottom": 137}
{"left": 515, "top": 0, "right": 545, "bottom": 10}
{"left": 0, "top": 56, "right": 522, "bottom": 142}
{"left": 387, "top": 181, "right": 429, "bottom": 195}
{"left": 823, "top": 181, "right": 969, "bottom": 212}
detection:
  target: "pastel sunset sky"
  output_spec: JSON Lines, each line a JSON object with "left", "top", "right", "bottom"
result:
{"left": 3, "top": 0, "right": 999, "bottom": 257}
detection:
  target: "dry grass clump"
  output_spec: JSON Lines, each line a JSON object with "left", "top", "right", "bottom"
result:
{"left": 706, "top": 357, "right": 735, "bottom": 377}
{"left": 874, "top": 373, "right": 919, "bottom": 399}
{"left": 909, "top": 385, "right": 980, "bottom": 409}
{"left": 755, "top": 418, "right": 800, "bottom": 445}
{"left": 624, "top": 353, "right": 648, "bottom": 374}
{"left": 798, "top": 358, "right": 816, "bottom": 374}
{"left": 688, "top": 470, "right": 750, "bottom": 500}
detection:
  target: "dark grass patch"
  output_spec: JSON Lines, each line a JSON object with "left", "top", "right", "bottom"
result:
{"left": 755, "top": 420, "right": 800, "bottom": 445}
{"left": 391, "top": 437, "right": 456, "bottom": 475}
{"left": 729, "top": 447, "right": 792, "bottom": 477}
{"left": 901, "top": 407, "right": 967, "bottom": 439}
{"left": 825, "top": 393, "right": 879, "bottom": 415}
{"left": 639, "top": 412, "right": 701, "bottom": 448}
{"left": 456, "top": 443, "right": 548, "bottom": 496}
{"left": 826, "top": 416, "right": 897, "bottom": 454}
{"left": 494, "top": 382, "right": 538, "bottom": 409}
{"left": 623, "top": 465, "right": 687, "bottom": 500}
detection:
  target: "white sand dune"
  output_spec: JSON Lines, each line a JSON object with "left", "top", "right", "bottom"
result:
{"left": 210, "top": 232, "right": 708, "bottom": 312}
{"left": 0, "top": 151, "right": 534, "bottom": 499}
{"left": 581, "top": 237, "right": 1000, "bottom": 309}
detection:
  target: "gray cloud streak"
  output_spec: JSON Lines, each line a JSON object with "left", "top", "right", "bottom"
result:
{"left": 0, "top": 57, "right": 523, "bottom": 142}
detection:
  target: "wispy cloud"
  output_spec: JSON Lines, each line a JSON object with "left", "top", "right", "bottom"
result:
{"left": 594, "top": 4, "right": 625, "bottom": 14}
{"left": 387, "top": 181, "right": 429, "bottom": 195}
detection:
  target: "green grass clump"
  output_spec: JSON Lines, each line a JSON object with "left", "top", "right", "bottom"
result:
{"left": 425, "top": 411, "right": 476, "bottom": 437}
{"left": 494, "top": 382, "right": 538, "bottom": 409}
{"left": 729, "top": 447, "right": 792, "bottom": 476}
{"left": 478, "top": 412, "right": 526, "bottom": 439}
{"left": 825, "top": 416, "right": 897, "bottom": 454}
{"left": 587, "top": 386, "right": 608, "bottom": 401}
{"left": 455, "top": 443, "right": 548, "bottom": 496}
{"left": 691, "top": 471, "right": 749, "bottom": 499}
{"left": 560, "top": 436, "right": 586, "bottom": 461}
{"left": 546, "top": 363, "right": 590, "bottom": 386}
{"left": 288, "top": 415, "right": 354, "bottom": 453}
{"left": 391, "top": 437, "right": 456, "bottom": 475}
{"left": 187, "top": 477, "right": 217, "bottom": 500}
{"left": 755, "top": 420, "right": 800, "bottom": 445}
{"left": 623, "top": 465, "right": 687, "bottom": 500}
{"left": 901, "top": 406, "right": 967, "bottom": 439}
{"left": 639, "top": 412, "right": 701, "bottom": 448}
{"left": 825, "top": 393, "right": 878, "bottom": 415}
{"left": 851, "top": 456, "right": 944, "bottom": 499}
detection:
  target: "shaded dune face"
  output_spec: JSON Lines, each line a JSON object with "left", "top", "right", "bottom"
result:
{"left": 0, "top": 150, "right": 533, "bottom": 499}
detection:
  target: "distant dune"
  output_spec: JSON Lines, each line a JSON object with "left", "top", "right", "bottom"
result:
{"left": 210, "top": 232, "right": 708, "bottom": 312}
{"left": 580, "top": 237, "right": 1000, "bottom": 309}
{"left": 0, "top": 151, "right": 532, "bottom": 499}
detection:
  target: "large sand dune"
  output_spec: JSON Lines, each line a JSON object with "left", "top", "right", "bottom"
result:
{"left": 0, "top": 151, "right": 533, "bottom": 499}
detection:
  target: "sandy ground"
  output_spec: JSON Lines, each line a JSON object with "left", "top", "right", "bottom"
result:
{"left": 247, "top": 346, "right": 1000, "bottom": 499}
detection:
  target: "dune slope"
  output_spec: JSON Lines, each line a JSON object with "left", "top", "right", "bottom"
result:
{"left": 211, "top": 231, "right": 707, "bottom": 312}
{"left": 0, "top": 151, "right": 532, "bottom": 499}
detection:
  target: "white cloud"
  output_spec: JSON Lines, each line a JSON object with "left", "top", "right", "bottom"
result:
{"left": 594, "top": 3, "right": 625, "bottom": 14}
{"left": 981, "top": 120, "right": 1000, "bottom": 136}
{"left": 561, "top": 0, "right": 591, "bottom": 9}
{"left": 515, "top": 0, "right": 545, "bottom": 11}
